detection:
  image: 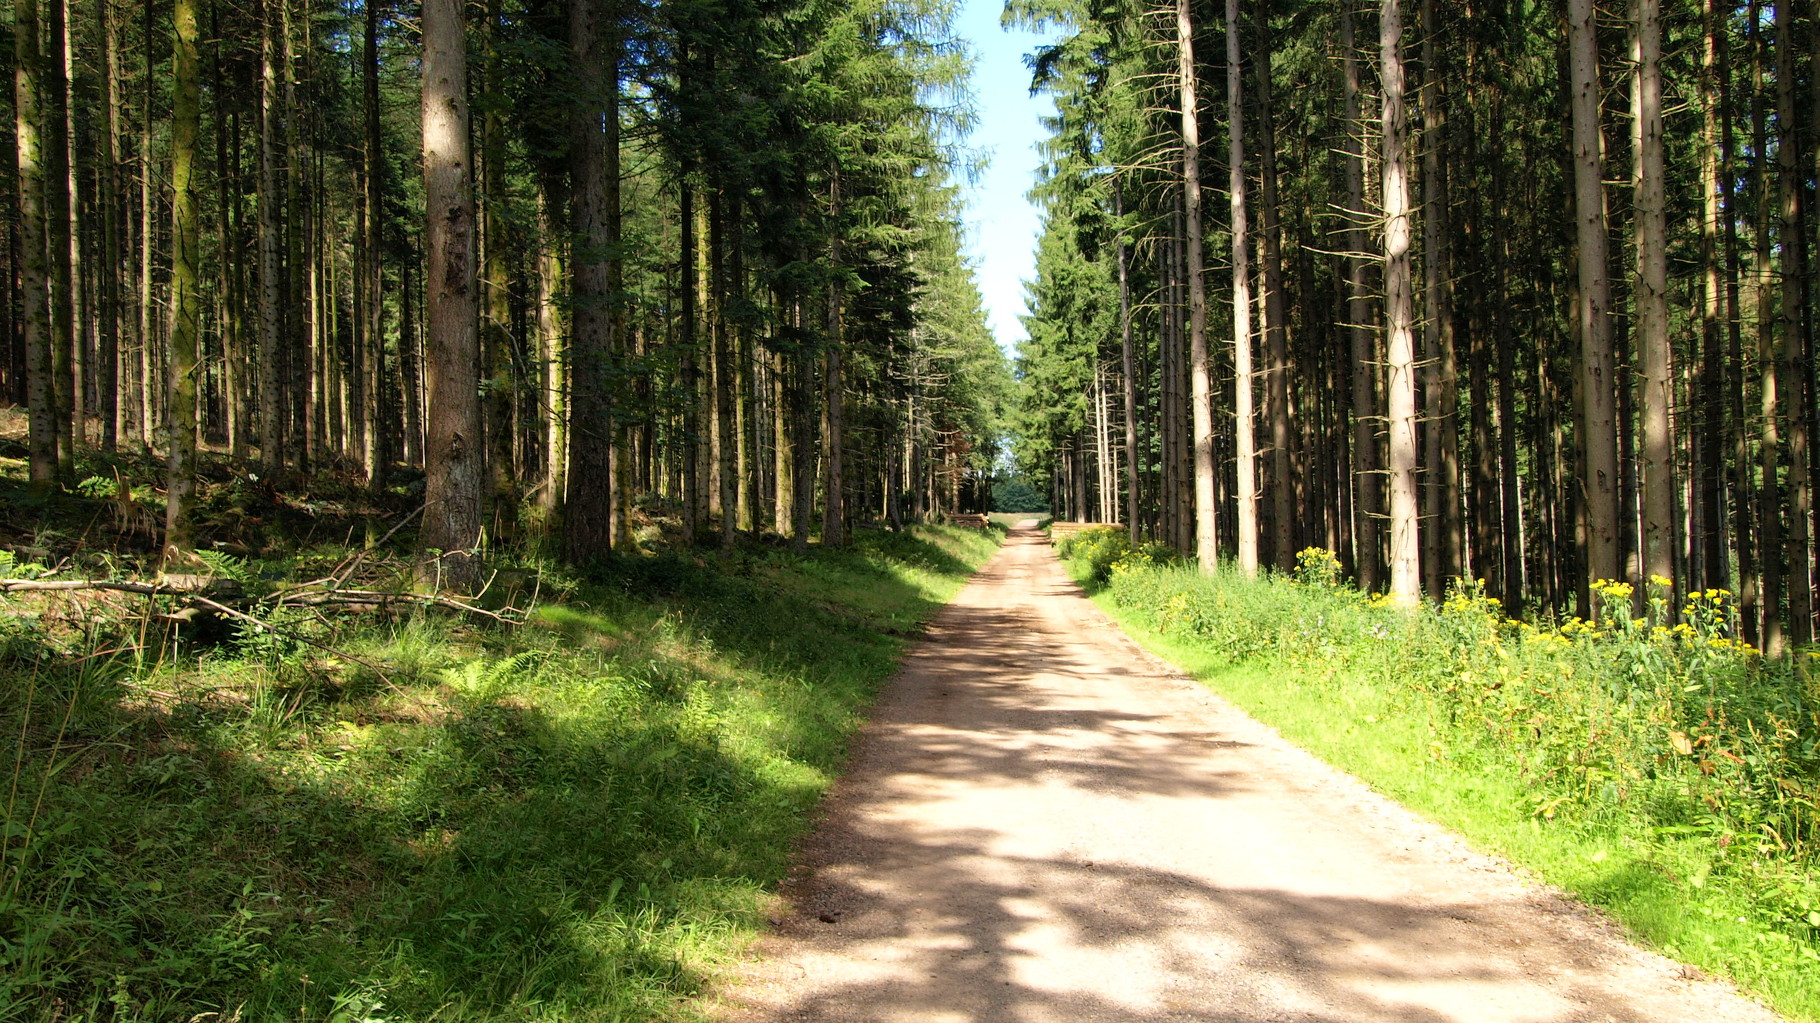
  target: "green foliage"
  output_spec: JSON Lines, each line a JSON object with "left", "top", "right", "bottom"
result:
{"left": 1077, "top": 551, "right": 1820, "bottom": 1017}
{"left": 990, "top": 476, "right": 1049, "bottom": 513}
{"left": 1054, "top": 526, "right": 1179, "bottom": 585}
{"left": 0, "top": 526, "right": 999, "bottom": 1023}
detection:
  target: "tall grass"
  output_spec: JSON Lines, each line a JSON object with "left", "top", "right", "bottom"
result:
{"left": 1061, "top": 529, "right": 1820, "bottom": 1019}
{"left": 0, "top": 525, "right": 998, "bottom": 1023}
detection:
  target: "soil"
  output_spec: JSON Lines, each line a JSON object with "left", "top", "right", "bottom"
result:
{"left": 706, "top": 527, "right": 1785, "bottom": 1023}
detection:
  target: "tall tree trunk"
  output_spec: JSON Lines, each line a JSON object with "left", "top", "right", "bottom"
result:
{"left": 44, "top": 0, "right": 73, "bottom": 473}
{"left": 775, "top": 328, "right": 795, "bottom": 536}
{"left": 1227, "top": 0, "right": 1259, "bottom": 576}
{"left": 420, "top": 0, "right": 483, "bottom": 588}
{"left": 483, "top": 0, "right": 517, "bottom": 538}
{"left": 564, "top": 0, "right": 617, "bottom": 562}
{"left": 1181, "top": 0, "right": 1216, "bottom": 569}
{"left": 1567, "top": 0, "right": 1621, "bottom": 587}
{"left": 164, "top": 0, "right": 202, "bottom": 570}
{"left": 1776, "top": 0, "right": 1812, "bottom": 646}
{"left": 606, "top": 41, "right": 632, "bottom": 553}
{"left": 1342, "top": 4, "right": 1380, "bottom": 591}
{"left": 211, "top": 9, "right": 243, "bottom": 463}
{"left": 57, "top": 0, "right": 84, "bottom": 454}
{"left": 1419, "top": 0, "right": 1460, "bottom": 599}
{"left": 365, "top": 0, "right": 389, "bottom": 488}
{"left": 1751, "top": 0, "right": 1780, "bottom": 651}
{"left": 14, "top": 0, "right": 56, "bottom": 487}
{"left": 791, "top": 300, "right": 816, "bottom": 550}
{"left": 714, "top": 187, "right": 738, "bottom": 546}
{"left": 99, "top": 0, "right": 123, "bottom": 455}
{"left": 283, "top": 0, "right": 312, "bottom": 470}
{"left": 1381, "top": 0, "right": 1421, "bottom": 601}
{"left": 734, "top": 193, "right": 758, "bottom": 532}
{"left": 680, "top": 171, "right": 702, "bottom": 538}
{"left": 822, "top": 204, "right": 846, "bottom": 548}
{"left": 401, "top": 257, "right": 423, "bottom": 466}
{"left": 1116, "top": 183, "right": 1140, "bottom": 533}
{"left": 1697, "top": 0, "right": 1728, "bottom": 591}
{"left": 1723, "top": 0, "right": 1754, "bottom": 638}
{"left": 1254, "top": 0, "right": 1293, "bottom": 571}
{"left": 259, "top": 0, "right": 286, "bottom": 469}
{"left": 537, "top": 183, "right": 567, "bottom": 515}
{"left": 1633, "top": 0, "right": 1675, "bottom": 596}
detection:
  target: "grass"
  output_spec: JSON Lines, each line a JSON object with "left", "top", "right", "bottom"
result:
{"left": 986, "top": 512, "right": 1050, "bottom": 529}
{"left": 1057, "top": 533, "right": 1820, "bottom": 1021}
{"left": 0, "top": 524, "right": 1000, "bottom": 1023}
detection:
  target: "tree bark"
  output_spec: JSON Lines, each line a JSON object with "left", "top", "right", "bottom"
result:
{"left": 1382, "top": 0, "right": 1421, "bottom": 601}
{"left": 1697, "top": 0, "right": 1728, "bottom": 591}
{"left": 1419, "top": 0, "right": 1460, "bottom": 599}
{"left": 1724, "top": 0, "right": 1755, "bottom": 639}
{"left": 1751, "top": 0, "right": 1780, "bottom": 651}
{"left": 14, "top": 0, "right": 57, "bottom": 487}
{"left": 483, "top": 0, "right": 517, "bottom": 538}
{"left": 1115, "top": 182, "right": 1140, "bottom": 533}
{"left": 1254, "top": 0, "right": 1293, "bottom": 571}
{"left": 164, "top": 0, "right": 202, "bottom": 570}
{"left": 1342, "top": 4, "right": 1379, "bottom": 591}
{"left": 44, "top": 0, "right": 74, "bottom": 473}
{"left": 1632, "top": 0, "right": 1675, "bottom": 596}
{"left": 829, "top": 176, "right": 848, "bottom": 546}
{"left": 537, "top": 182, "right": 567, "bottom": 515}
{"left": 1567, "top": 0, "right": 1620, "bottom": 587}
{"left": 1776, "top": 0, "right": 1812, "bottom": 646}
{"left": 680, "top": 171, "right": 702, "bottom": 538}
{"left": 714, "top": 187, "right": 738, "bottom": 547}
{"left": 1181, "top": 0, "right": 1217, "bottom": 570}
{"left": 1226, "top": 0, "right": 1259, "bottom": 577}
{"left": 365, "top": 0, "right": 389, "bottom": 488}
{"left": 259, "top": 0, "right": 286, "bottom": 469}
{"left": 420, "top": 0, "right": 484, "bottom": 588}
{"left": 564, "top": 0, "right": 617, "bottom": 563}
{"left": 99, "top": 0, "right": 124, "bottom": 455}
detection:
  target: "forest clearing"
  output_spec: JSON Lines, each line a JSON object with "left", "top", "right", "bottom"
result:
{"left": 4, "top": 0, "right": 1820, "bottom": 1019}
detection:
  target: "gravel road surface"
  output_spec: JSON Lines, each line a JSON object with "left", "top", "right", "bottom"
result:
{"left": 707, "top": 528, "right": 1783, "bottom": 1023}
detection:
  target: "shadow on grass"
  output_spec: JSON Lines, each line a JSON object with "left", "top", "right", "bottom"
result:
{"left": 0, "top": 525, "right": 994, "bottom": 1022}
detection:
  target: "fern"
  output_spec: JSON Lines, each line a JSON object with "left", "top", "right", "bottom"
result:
{"left": 192, "top": 549, "right": 252, "bottom": 584}
{"left": 444, "top": 651, "right": 548, "bottom": 698}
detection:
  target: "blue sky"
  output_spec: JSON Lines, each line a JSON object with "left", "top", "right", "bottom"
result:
{"left": 953, "top": 0, "right": 1059, "bottom": 357}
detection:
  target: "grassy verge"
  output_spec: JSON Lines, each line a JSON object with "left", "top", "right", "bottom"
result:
{"left": 987, "top": 512, "right": 1050, "bottom": 530}
{"left": 1056, "top": 534, "right": 1820, "bottom": 1021}
{"left": 0, "top": 525, "right": 999, "bottom": 1023}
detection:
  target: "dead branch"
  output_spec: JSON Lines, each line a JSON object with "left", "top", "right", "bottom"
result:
{"left": 183, "top": 594, "right": 398, "bottom": 688}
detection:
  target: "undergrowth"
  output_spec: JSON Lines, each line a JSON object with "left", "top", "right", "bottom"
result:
{"left": 1061, "top": 528, "right": 1820, "bottom": 1020}
{"left": 0, "top": 524, "right": 998, "bottom": 1023}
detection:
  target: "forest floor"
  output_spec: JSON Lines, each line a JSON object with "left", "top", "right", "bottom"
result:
{"left": 704, "top": 527, "right": 1787, "bottom": 1023}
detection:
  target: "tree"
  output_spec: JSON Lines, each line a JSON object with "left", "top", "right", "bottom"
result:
{"left": 1180, "top": 0, "right": 1215, "bottom": 570}
{"left": 1381, "top": 0, "right": 1420, "bottom": 601}
{"left": 163, "top": 0, "right": 202, "bottom": 569}
{"left": 1567, "top": 0, "right": 1619, "bottom": 589}
{"left": 1226, "top": 0, "right": 1258, "bottom": 577}
{"left": 14, "top": 0, "right": 57, "bottom": 488}
{"left": 1632, "top": 0, "right": 1673, "bottom": 596}
{"left": 420, "top": 0, "right": 483, "bottom": 589}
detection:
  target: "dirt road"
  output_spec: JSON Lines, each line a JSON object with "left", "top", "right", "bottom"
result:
{"left": 709, "top": 529, "right": 1783, "bottom": 1022}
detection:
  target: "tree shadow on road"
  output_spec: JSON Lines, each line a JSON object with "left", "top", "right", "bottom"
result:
{"left": 728, "top": 827, "right": 1686, "bottom": 1023}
